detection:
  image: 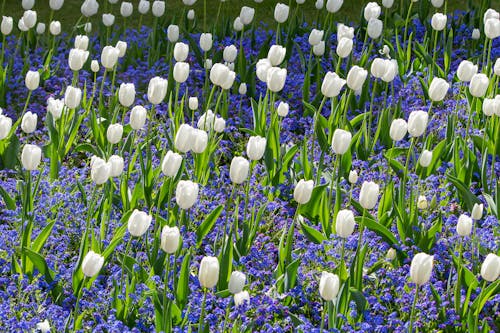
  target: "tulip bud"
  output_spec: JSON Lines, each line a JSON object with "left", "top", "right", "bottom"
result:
{"left": 147, "top": 76, "right": 168, "bottom": 105}
{"left": 267, "top": 45, "right": 286, "bottom": 66}
{"left": 431, "top": 13, "right": 447, "bottom": 31}
{"left": 47, "top": 97, "right": 64, "bottom": 120}
{"left": 471, "top": 203, "right": 483, "bottom": 220}
{"left": 410, "top": 252, "right": 434, "bottom": 286}
{"left": 199, "top": 256, "right": 219, "bottom": 289}
{"left": 1, "top": 16, "right": 13, "bottom": 35}
{"left": 91, "top": 60, "right": 99, "bottom": 72}
{"left": 230, "top": 156, "right": 250, "bottom": 184}
{"left": 335, "top": 209, "right": 355, "bottom": 238}
{"left": 274, "top": 3, "right": 290, "bottom": 23}
{"left": 386, "top": 248, "right": 396, "bottom": 260}
{"left": 36, "top": 23, "right": 45, "bottom": 35}
{"left": 346, "top": 66, "right": 368, "bottom": 91}
{"left": 174, "top": 42, "right": 189, "bottom": 62}
{"left": 115, "top": 41, "right": 127, "bottom": 58}
{"left": 234, "top": 290, "right": 250, "bottom": 306}
{"left": 419, "top": 149, "right": 432, "bottom": 167}
{"left": 428, "top": 77, "right": 449, "bottom": 102}
{"left": 294, "top": 179, "right": 314, "bottom": 204}
{"left": 484, "top": 18, "right": 500, "bottom": 39}
{"left": 68, "top": 48, "right": 89, "bottom": 71}
{"left": 456, "top": 60, "right": 478, "bottom": 82}
{"left": 81, "top": 0, "right": 99, "bottom": 17}
{"left": 359, "top": 181, "right": 379, "bottom": 210}
{"left": 191, "top": 129, "right": 208, "bottom": 153}
{"left": 431, "top": 0, "right": 443, "bottom": 7}
{"left": 389, "top": 118, "right": 408, "bottom": 141}
{"left": 214, "top": 117, "right": 225, "bottom": 133}
{"left": 139, "top": 0, "right": 150, "bottom": 14}
{"left": 233, "top": 17, "right": 243, "bottom": 32}
{"left": 223, "top": 45, "right": 238, "bottom": 63}
{"left": 49, "top": 20, "right": 61, "bottom": 35}
{"left": 84, "top": 22, "right": 92, "bottom": 33}
{"left": 382, "top": 0, "right": 394, "bottom": 8}
{"left": 469, "top": 73, "right": 489, "bottom": 98}
{"left": 331, "top": 129, "right": 352, "bottom": 154}
{"left": 247, "top": 136, "right": 267, "bottom": 161}
{"left": 176, "top": 180, "right": 199, "bottom": 209}
{"left": 0, "top": 114, "right": 12, "bottom": 140}
{"left": 25, "top": 70, "right": 40, "bottom": 91}
{"left": 337, "top": 23, "right": 354, "bottom": 40}
{"left": 187, "top": 9, "right": 195, "bottom": 20}
{"left": 101, "top": 46, "right": 120, "bottom": 70}
{"left": 23, "top": 0, "right": 35, "bottom": 10}
{"left": 313, "top": 41, "right": 325, "bottom": 57}
{"left": 108, "top": 155, "right": 124, "bottom": 177}
{"left": 407, "top": 110, "right": 428, "bottom": 137}
{"left": 210, "top": 63, "right": 229, "bottom": 86}
{"left": 21, "top": 111, "right": 37, "bottom": 134}
{"left": 107, "top": 123, "right": 123, "bottom": 144}
{"left": 23, "top": 10, "right": 37, "bottom": 29}
{"left": 128, "top": 209, "right": 152, "bottom": 237}
{"left": 74, "top": 35, "right": 89, "bottom": 51}
{"left": 335, "top": 37, "right": 352, "bottom": 58}
{"left": 160, "top": 225, "right": 180, "bottom": 253}
{"left": 240, "top": 6, "right": 255, "bottom": 25}
{"left": 199, "top": 33, "right": 212, "bottom": 52}
{"left": 120, "top": 2, "right": 133, "bottom": 17}
{"left": 228, "top": 271, "right": 246, "bottom": 294}
{"left": 117, "top": 83, "right": 135, "bottom": 107}
{"left": 152, "top": 1, "right": 166, "bottom": 17}
{"left": 21, "top": 144, "right": 42, "bottom": 170}
{"left": 90, "top": 156, "right": 111, "bottom": 184}
{"left": 471, "top": 28, "right": 480, "bottom": 40}
{"left": 480, "top": 253, "right": 500, "bottom": 282}
{"left": 239, "top": 83, "right": 247, "bottom": 95}
{"left": 18, "top": 18, "right": 28, "bottom": 32}
{"left": 367, "top": 18, "right": 383, "bottom": 39}
{"left": 348, "top": 170, "right": 358, "bottom": 184}
{"left": 321, "top": 72, "right": 346, "bottom": 98}
{"left": 266, "top": 67, "right": 287, "bottom": 92}
{"left": 417, "top": 195, "right": 428, "bottom": 210}
{"left": 309, "top": 29, "right": 324, "bottom": 46}
{"left": 315, "top": 0, "right": 324, "bottom": 9}
{"left": 36, "top": 320, "right": 51, "bottom": 333}
{"left": 319, "top": 271, "right": 340, "bottom": 301}
{"left": 456, "top": 214, "right": 472, "bottom": 236}
{"left": 173, "top": 62, "right": 190, "bottom": 83}
{"left": 276, "top": 101, "right": 289, "bottom": 117}
{"left": 64, "top": 86, "right": 82, "bottom": 109}
{"left": 494, "top": 58, "right": 500, "bottom": 76}
{"left": 188, "top": 97, "right": 198, "bottom": 110}
{"left": 161, "top": 150, "right": 182, "bottom": 177}
{"left": 102, "top": 13, "right": 115, "bottom": 26}
{"left": 364, "top": 2, "right": 381, "bottom": 20}
{"left": 175, "top": 124, "right": 194, "bottom": 153}
{"left": 81, "top": 250, "right": 104, "bottom": 277}
{"left": 371, "top": 58, "right": 386, "bottom": 78}
{"left": 326, "top": 0, "right": 343, "bottom": 13}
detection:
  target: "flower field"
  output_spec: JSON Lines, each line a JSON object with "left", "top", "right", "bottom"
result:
{"left": 0, "top": 0, "right": 499, "bottom": 332}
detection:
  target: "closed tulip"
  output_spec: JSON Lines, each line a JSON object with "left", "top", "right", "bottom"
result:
{"left": 23, "top": 10, "right": 37, "bottom": 29}
{"left": 381, "top": 60, "right": 397, "bottom": 83}
{"left": 116, "top": 41, "right": 127, "bottom": 58}
{"left": 240, "top": 6, "right": 255, "bottom": 25}
{"left": 138, "top": 0, "right": 150, "bottom": 14}
{"left": 382, "top": 0, "right": 394, "bottom": 8}
{"left": 319, "top": 271, "right": 340, "bottom": 301}
{"left": 359, "top": 181, "right": 379, "bottom": 210}
{"left": 228, "top": 271, "right": 246, "bottom": 294}
{"left": 197, "top": 110, "right": 215, "bottom": 131}
{"left": 419, "top": 149, "right": 433, "bottom": 167}
{"left": 176, "top": 180, "right": 199, "bottom": 209}
{"left": 173, "top": 62, "right": 190, "bottom": 83}
{"left": 81, "top": 251, "right": 104, "bottom": 277}
{"left": 337, "top": 23, "right": 354, "bottom": 40}
{"left": 168, "top": 26, "right": 180, "bottom": 42}
{"left": 494, "top": 58, "right": 500, "bottom": 76}
{"left": 233, "top": 17, "right": 243, "bottom": 32}
{"left": 417, "top": 195, "right": 428, "bottom": 210}
{"left": 36, "top": 320, "right": 51, "bottom": 333}
{"left": 484, "top": 18, "right": 500, "bottom": 39}
{"left": 108, "top": 155, "right": 124, "bottom": 177}
{"left": 480, "top": 253, "right": 500, "bottom": 282}
{"left": 313, "top": 41, "right": 325, "bottom": 56}
{"left": 210, "top": 63, "right": 230, "bottom": 86}
{"left": 472, "top": 28, "right": 480, "bottom": 40}
{"left": 429, "top": 77, "right": 449, "bottom": 102}
{"left": 336, "top": 209, "right": 355, "bottom": 238}
{"left": 431, "top": 0, "right": 443, "bottom": 7}
{"left": 407, "top": 110, "right": 428, "bottom": 137}
{"left": 198, "top": 256, "right": 219, "bottom": 289}
{"left": 187, "top": 9, "right": 195, "bottom": 20}
{"left": 336, "top": 37, "right": 353, "bottom": 58}
{"left": 469, "top": 73, "right": 489, "bottom": 98}
{"left": 81, "top": 0, "right": 99, "bottom": 17}
{"left": 91, "top": 60, "right": 99, "bottom": 72}
{"left": 308, "top": 29, "right": 324, "bottom": 46}
{"left": 247, "top": 136, "right": 267, "bottom": 161}
{"left": 371, "top": 58, "right": 387, "bottom": 78}
{"left": 120, "top": 2, "right": 133, "bottom": 17}
{"left": 482, "top": 98, "right": 498, "bottom": 116}
{"left": 36, "top": 23, "right": 45, "bottom": 35}
{"left": 107, "top": 123, "right": 123, "bottom": 144}
{"left": 277, "top": 101, "right": 289, "bottom": 117}
{"left": 188, "top": 97, "right": 199, "bottom": 110}
{"left": 147, "top": 76, "right": 168, "bottom": 105}
{"left": 274, "top": 3, "right": 289, "bottom": 23}
{"left": 266, "top": 67, "right": 287, "bottom": 92}
{"left": 348, "top": 170, "right": 358, "bottom": 184}
{"left": 64, "top": 86, "right": 82, "bottom": 109}
{"left": 101, "top": 46, "right": 120, "bottom": 70}
{"left": 0, "top": 114, "right": 12, "bottom": 140}
{"left": 68, "top": 48, "right": 89, "bottom": 71}
{"left": 214, "top": 117, "right": 225, "bottom": 133}
{"left": 18, "top": 18, "right": 28, "bottom": 32}
{"left": 230, "top": 156, "right": 250, "bottom": 184}
{"left": 268, "top": 45, "right": 286, "bottom": 66}
{"left": 484, "top": 9, "right": 499, "bottom": 22}
{"left": 90, "top": 157, "right": 111, "bottom": 185}
{"left": 367, "top": 18, "right": 383, "bottom": 39}
{"left": 315, "top": 0, "right": 324, "bottom": 9}
{"left": 321, "top": 72, "right": 346, "bottom": 97}
{"left": 102, "top": 13, "right": 115, "bottom": 26}
{"left": 294, "top": 179, "right": 314, "bottom": 204}
{"left": 223, "top": 45, "right": 238, "bottom": 63}
{"left": 175, "top": 124, "right": 194, "bottom": 153}
{"left": 199, "top": 33, "right": 212, "bottom": 52}
{"left": 471, "top": 203, "right": 483, "bottom": 220}
{"left": 389, "top": 118, "right": 408, "bottom": 141}
{"left": 21, "top": 111, "right": 37, "bottom": 134}
{"left": 152, "top": 1, "right": 165, "bottom": 17}
{"left": 431, "top": 13, "right": 447, "bottom": 31}
{"left": 47, "top": 97, "right": 64, "bottom": 120}
{"left": 326, "top": 0, "right": 343, "bottom": 13}
{"left": 239, "top": 83, "right": 247, "bottom": 95}
{"left": 456, "top": 60, "right": 477, "bottom": 82}
{"left": 346, "top": 66, "right": 368, "bottom": 91}
{"left": 161, "top": 150, "right": 182, "bottom": 177}
{"left": 21, "top": 144, "right": 42, "bottom": 170}
{"left": 161, "top": 225, "right": 180, "bottom": 253}
{"left": 331, "top": 129, "right": 352, "bottom": 154}
{"left": 386, "top": 248, "right": 396, "bottom": 260}
{"left": 191, "top": 129, "right": 208, "bottom": 153}
{"left": 25, "top": 70, "right": 39, "bottom": 91}
{"left": 174, "top": 42, "right": 189, "bottom": 62}
{"left": 1, "top": 16, "right": 13, "bottom": 35}
{"left": 50, "top": 21, "right": 61, "bottom": 36}
{"left": 118, "top": 83, "right": 135, "bottom": 107}
{"left": 234, "top": 291, "right": 250, "bottom": 306}
{"left": 74, "top": 35, "right": 89, "bottom": 51}
{"left": 256, "top": 58, "right": 272, "bottom": 82}
{"left": 410, "top": 252, "right": 434, "bottom": 286}
{"left": 456, "top": 214, "right": 472, "bottom": 236}
{"left": 128, "top": 209, "right": 152, "bottom": 237}
{"left": 364, "top": 2, "right": 381, "bottom": 20}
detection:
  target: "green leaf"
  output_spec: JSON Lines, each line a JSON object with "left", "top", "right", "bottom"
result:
{"left": 196, "top": 205, "right": 223, "bottom": 247}
{"left": 32, "top": 221, "right": 56, "bottom": 253}
{"left": 176, "top": 252, "right": 191, "bottom": 310}
{"left": 356, "top": 216, "right": 398, "bottom": 246}
{"left": 299, "top": 220, "right": 326, "bottom": 244}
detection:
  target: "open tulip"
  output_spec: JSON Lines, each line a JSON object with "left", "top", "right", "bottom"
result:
{"left": 167, "top": 25, "right": 179, "bottom": 42}
{"left": 321, "top": 72, "right": 346, "bottom": 97}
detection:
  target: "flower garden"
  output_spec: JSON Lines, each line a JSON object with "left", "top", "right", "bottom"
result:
{"left": 0, "top": 0, "right": 499, "bottom": 332}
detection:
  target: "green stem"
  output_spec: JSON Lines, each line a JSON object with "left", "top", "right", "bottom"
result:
{"left": 408, "top": 286, "right": 419, "bottom": 333}
{"left": 198, "top": 289, "right": 208, "bottom": 333}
